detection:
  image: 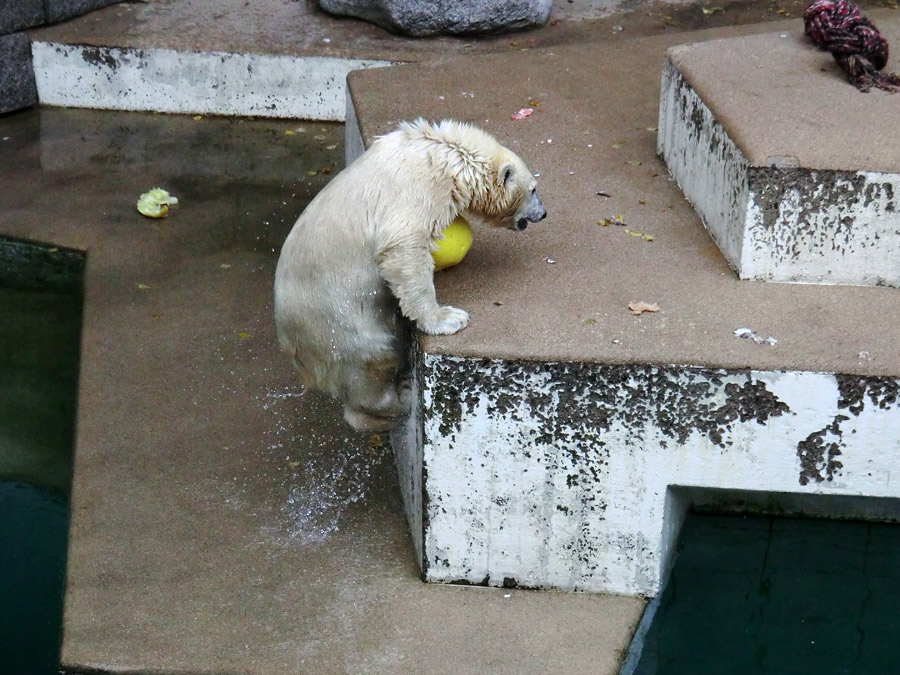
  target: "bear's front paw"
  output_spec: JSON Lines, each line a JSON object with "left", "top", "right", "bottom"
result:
{"left": 419, "top": 306, "right": 470, "bottom": 335}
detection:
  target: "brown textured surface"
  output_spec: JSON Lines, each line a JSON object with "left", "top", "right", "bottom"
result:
{"left": 0, "top": 108, "right": 643, "bottom": 674}
{"left": 349, "top": 19, "right": 900, "bottom": 377}
{"left": 669, "top": 17, "right": 900, "bottom": 171}
{"left": 7, "top": 1, "right": 898, "bottom": 672}
{"left": 29, "top": 0, "right": 815, "bottom": 61}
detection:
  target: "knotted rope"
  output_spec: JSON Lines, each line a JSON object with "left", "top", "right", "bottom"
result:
{"left": 804, "top": 0, "right": 900, "bottom": 92}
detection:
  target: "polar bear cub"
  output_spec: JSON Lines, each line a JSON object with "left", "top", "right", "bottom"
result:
{"left": 274, "top": 119, "right": 546, "bottom": 431}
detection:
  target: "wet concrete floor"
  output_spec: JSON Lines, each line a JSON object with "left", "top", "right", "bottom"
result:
{"left": 11, "top": 2, "right": 897, "bottom": 669}
{"left": 0, "top": 107, "right": 643, "bottom": 673}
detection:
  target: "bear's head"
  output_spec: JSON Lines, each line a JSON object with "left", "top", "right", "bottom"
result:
{"left": 401, "top": 119, "right": 547, "bottom": 233}
{"left": 465, "top": 147, "right": 547, "bottom": 232}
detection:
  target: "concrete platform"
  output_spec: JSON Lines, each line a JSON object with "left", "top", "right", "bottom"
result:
{"left": 659, "top": 26, "right": 900, "bottom": 286}
{"left": 5, "top": 0, "right": 895, "bottom": 672}
{"left": 348, "top": 15, "right": 899, "bottom": 373}
{"left": 347, "top": 19, "right": 900, "bottom": 597}
{"left": 0, "top": 107, "right": 643, "bottom": 674}
{"left": 26, "top": 0, "right": 814, "bottom": 119}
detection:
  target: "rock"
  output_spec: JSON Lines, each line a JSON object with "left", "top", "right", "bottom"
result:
{"left": 0, "top": 0, "right": 44, "bottom": 34}
{"left": 317, "top": 0, "right": 552, "bottom": 36}
{"left": 0, "top": 33, "right": 37, "bottom": 114}
{"left": 43, "top": 0, "right": 125, "bottom": 24}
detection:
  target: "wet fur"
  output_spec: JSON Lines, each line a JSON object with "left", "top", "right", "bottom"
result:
{"left": 274, "top": 119, "right": 545, "bottom": 431}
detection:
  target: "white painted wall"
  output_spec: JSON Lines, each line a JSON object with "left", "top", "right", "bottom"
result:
{"left": 658, "top": 56, "right": 749, "bottom": 271}
{"left": 659, "top": 55, "right": 900, "bottom": 288}
{"left": 397, "top": 355, "right": 900, "bottom": 597}
{"left": 32, "top": 42, "right": 392, "bottom": 121}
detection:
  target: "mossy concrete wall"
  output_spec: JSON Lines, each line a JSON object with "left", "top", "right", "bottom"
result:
{"left": 658, "top": 32, "right": 900, "bottom": 287}
{"left": 395, "top": 352, "right": 900, "bottom": 597}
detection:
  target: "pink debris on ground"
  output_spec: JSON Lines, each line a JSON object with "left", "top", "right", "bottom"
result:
{"left": 511, "top": 107, "right": 534, "bottom": 120}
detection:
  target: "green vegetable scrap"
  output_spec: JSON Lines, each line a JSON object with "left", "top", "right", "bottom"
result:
{"left": 137, "top": 188, "right": 178, "bottom": 218}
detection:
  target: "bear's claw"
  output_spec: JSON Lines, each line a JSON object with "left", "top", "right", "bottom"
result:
{"left": 420, "top": 306, "right": 470, "bottom": 335}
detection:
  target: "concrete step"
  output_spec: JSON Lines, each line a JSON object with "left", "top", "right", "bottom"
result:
{"left": 659, "top": 27, "right": 900, "bottom": 287}
{"left": 25, "top": 0, "right": 814, "bottom": 120}
{"left": 25, "top": 0, "right": 544, "bottom": 119}
{"left": 8, "top": 0, "right": 895, "bottom": 671}
{"left": 346, "top": 16, "right": 900, "bottom": 597}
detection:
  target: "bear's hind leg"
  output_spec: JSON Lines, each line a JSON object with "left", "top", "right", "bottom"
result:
{"left": 342, "top": 406, "right": 397, "bottom": 432}
{"left": 341, "top": 352, "right": 409, "bottom": 432}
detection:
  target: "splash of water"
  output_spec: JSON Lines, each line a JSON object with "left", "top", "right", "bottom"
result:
{"left": 257, "top": 386, "right": 388, "bottom": 546}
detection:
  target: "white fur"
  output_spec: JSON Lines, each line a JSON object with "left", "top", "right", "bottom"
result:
{"left": 274, "top": 119, "right": 543, "bottom": 431}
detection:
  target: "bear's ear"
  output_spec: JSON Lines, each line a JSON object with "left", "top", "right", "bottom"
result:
{"left": 498, "top": 161, "right": 515, "bottom": 187}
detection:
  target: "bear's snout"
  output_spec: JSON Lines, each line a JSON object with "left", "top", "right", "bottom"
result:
{"left": 513, "top": 192, "right": 546, "bottom": 230}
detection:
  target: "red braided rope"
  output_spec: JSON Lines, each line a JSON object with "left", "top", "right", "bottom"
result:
{"left": 804, "top": 0, "right": 900, "bottom": 92}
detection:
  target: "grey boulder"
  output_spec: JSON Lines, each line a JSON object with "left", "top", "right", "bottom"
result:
{"left": 0, "top": 33, "right": 37, "bottom": 114}
{"left": 317, "top": 0, "right": 552, "bottom": 36}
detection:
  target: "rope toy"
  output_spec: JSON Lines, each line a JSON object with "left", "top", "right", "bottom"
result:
{"left": 804, "top": 0, "right": 900, "bottom": 92}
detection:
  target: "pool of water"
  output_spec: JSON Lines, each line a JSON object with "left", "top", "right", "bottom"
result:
{"left": 627, "top": 513, "right": 900, "bottom": 674}
{"left": 0, "top": 482, "right": 70, "bottom": 673}
{"left": 0, "top": 240, "right": 83, "bottom": 673}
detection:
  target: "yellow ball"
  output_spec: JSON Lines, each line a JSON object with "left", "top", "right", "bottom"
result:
{"left": 432, "top": 216, "right": 473, "bottom": 271}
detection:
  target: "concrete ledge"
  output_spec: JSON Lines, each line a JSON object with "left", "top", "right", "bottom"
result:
{"left": 32, "top": 41, "right": 392, "bottom": 119}
{"left": 658, "top": 27, "right": 900, "bottom": 287}
{"left": 348, "top": 21, "right": 900, "bottom": 598}
{"left": 395, "top": 354, "right": 900, "bottom": 596}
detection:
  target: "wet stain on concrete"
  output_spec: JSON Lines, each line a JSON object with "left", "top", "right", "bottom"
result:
{"left": 797, "top": 416, "right": 847, "bottom": 486}
{"left": 797, "top": 375, "right": 900, "bottom": 485}
{"left": 80, "top": 45, "right": 119, "bottom": 71}
{"left": 427, "top": 359, "right": 790, "bottom": 454}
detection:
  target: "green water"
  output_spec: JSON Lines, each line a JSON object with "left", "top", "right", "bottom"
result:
{"left": 0, "top": 239, "right": 83, "bottom": 673}
{"left": 630, "top": 514, "right": 900, "bottom": 674}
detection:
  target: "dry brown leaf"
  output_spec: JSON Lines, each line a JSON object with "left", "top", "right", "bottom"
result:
{"left": 628, "top": 301, "right": 660, "bottom": 316}
{"left": 624, "top": 229, "right": 654, "bottom": 241}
